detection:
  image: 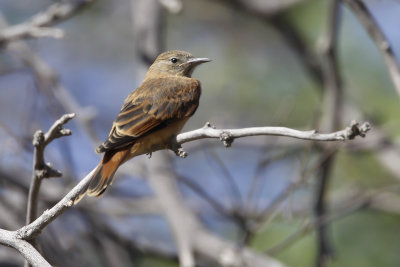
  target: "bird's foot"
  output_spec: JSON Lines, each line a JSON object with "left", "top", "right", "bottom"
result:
{"left": 175, "top": 147, "right": 188, "bottom": 158}
{"left": 170, "top": 142, "right": 188, "bottom": 158}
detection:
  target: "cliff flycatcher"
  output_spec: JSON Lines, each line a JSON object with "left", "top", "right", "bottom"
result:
{"left": 75, "top": 50, "right": 210, "bottom": 203}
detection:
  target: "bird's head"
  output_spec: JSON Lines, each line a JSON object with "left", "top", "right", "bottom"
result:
{"left": 146, "top": 50, "right": 211, "bottom": 78}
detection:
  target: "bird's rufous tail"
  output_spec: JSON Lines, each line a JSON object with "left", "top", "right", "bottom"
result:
{"left": 73, "top": 148, "right": 129, "bottom": 204}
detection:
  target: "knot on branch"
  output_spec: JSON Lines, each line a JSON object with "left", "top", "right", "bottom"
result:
{"left": 35, "top": 163, "right": 62, "bottom": 179}
{"left": 220, "top": 131, "right": 234, "bottom": 147}
{"left": 203, "top": 121, "right": 216, "bottom": 129}
{"left": 345, "top": 121, "right": 371, "bottom": 140}
{"left": 16, "top": 226, "right": 37, "bottom": 240}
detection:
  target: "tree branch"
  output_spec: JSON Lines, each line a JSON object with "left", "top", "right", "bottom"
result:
{"left": 0, "top": 229, "right": 51, "bottom": 267}
{"left": 17, "top": 167, "right": 96, "bottom": 241}
{"left": 0, "top": 110, "right": 370, "bottom": 266}
{"left": 0, "top": 114, "right": 370, "bottom": 266}
{"left": 0, "top": 0, "right": 95, "bottom": 46}
{"left": 26, "top": 113, "right": 75, "bottom": 250}
{"left": 342, "top": 0, "right": 400, "bottom": 98}
{"left": 0, "top": 13, "right": 100, "bottom": 148}
{"left": 177, "top": 121, "right": 370, "bottom": 147}
{"left": 314, "top": 1, "right": 342, "bottom": 266}
{"left": 6, "top": 119, "right": 371, "bottom": 244}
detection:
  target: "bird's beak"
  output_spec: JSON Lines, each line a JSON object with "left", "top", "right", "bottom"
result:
{"left": 187, "top": 57, "right": 212, "bottom": 65}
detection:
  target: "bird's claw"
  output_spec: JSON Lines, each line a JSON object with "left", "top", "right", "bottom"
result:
{"left": 175, "top": 147, "right": 188, "bottom": 158}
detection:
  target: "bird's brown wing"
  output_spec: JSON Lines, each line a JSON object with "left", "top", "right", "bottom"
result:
{"left": 97, "top": 77, "right": 201, "bottom": 153}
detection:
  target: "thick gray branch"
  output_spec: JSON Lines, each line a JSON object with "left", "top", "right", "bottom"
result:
{"left": 0, "top": 229, "right": 51, "bottom": 267}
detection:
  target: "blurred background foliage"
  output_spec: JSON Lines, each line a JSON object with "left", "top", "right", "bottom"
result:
{"left": 1, "top": 0, "right": 400, "bottom": 266}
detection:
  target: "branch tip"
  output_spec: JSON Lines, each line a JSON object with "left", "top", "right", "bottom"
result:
{"left": 59, "top": 129, "right": 72, "bottom": 136}
{"left": 346, "top": 120, "right": 371, "bottom": 140}
{"left": 60, "top": 113, "right": 76, "bottom": 122}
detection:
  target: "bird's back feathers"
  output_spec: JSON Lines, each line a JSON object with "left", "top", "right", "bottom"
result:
{"left": 97, "top": 77, "right": 200, "bottom": 153}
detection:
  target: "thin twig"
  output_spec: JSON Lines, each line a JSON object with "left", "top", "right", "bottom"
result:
{"left": 206, "top": 149, "right": 243, "bottom": 208}
{"left": 177, "top": 120, "right": 370, "bottom": 146}
{"left": 252, "top": 146, "right": 339, "bottom": 232}
{"left": 342, "top": 0, "right": 400, "bottom": 98}
{"left": 24, "top": 113, "right": 75, "bottom": 266}
{"left": 0, "top": 0, "right": 95, "bottom": 46}
{"left": 265, "top": 196, "right": 367, "bottom": 255}
{"left": 0, "top": 13, "right": 100, "bottom": 148}
{"left": 177, "top": 175, "right": 233, "bottom": 218}
{"left": 26, "top": 113, "right": 75, "bottom": 225}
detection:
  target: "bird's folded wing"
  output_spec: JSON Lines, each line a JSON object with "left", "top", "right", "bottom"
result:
{"left": 97, "top": 77, "right": 200, "bottom": 152}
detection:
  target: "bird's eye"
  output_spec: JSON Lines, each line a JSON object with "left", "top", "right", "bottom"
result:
{"left": 170, "top": 58, "right": 178, "bottom": 63}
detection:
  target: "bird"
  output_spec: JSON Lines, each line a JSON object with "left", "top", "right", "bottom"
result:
{"left": 74, "top": 50, "right": 210, "bottom": 203}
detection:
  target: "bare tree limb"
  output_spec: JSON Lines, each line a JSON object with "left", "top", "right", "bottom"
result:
{"left": 6, "top": 119, "right": 372, "bottom": 242}
{"left": 26, "top": 113, "right": 75, "bottom": 226}
{"left": 0, "top": 229, "right": 51, "bottom": 267}
{"left": 17, "top": 168, "right": 96, "bottom": 241}
{"left": 24, "top": 113, "right": 75, "bottom": 267}
{"left": 177, "top": 120, "right": 370, "bottom": 146}
{"left": 0, "top": 13, "right": 100, "bottom": 148}
{"left": 0, "top": 113, "right": 370, "bottom": 266}
{"left": 313, "top": 1, "right": 342, "bottom": 266}
{"left": 0, "top": 0, "right": 95, "bottom": 46}
{"left": 342, "top": 0, "right": 400, "bottom": 98}
{"left": 0, "top": 26, "right": 64, "bottom": 45}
